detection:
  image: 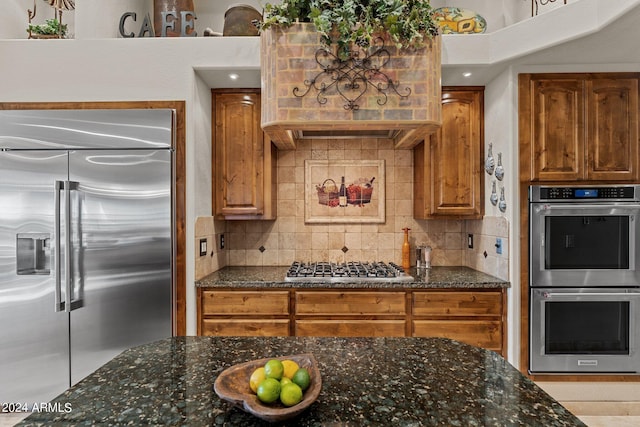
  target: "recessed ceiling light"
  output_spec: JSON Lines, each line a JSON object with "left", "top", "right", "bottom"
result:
{"left": 229, "top": 73, "right": 239, "bottom": 80}
{"left": 463, "top": 72, "right": 472, "bottom": 77}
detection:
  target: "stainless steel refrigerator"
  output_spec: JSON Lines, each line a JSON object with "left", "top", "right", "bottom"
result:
{"left": 0, "top": 109, "right": 174, "bottom": 403}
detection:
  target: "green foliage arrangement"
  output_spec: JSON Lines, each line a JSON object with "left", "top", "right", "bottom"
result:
{"left": 27, "top": 18, "right": 68, "bottom": 38}
{"left": 258, "top": 0, "right": 439, "bottom": 59}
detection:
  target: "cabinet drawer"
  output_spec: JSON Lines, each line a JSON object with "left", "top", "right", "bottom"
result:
{"left": 412, "top": 291, "right": 502, "bottom": 316}
{"left": 412, "top": 320, "right": 502, "bottom": 350}
{"left": 202, "top": 319, "right": 290, "bottom": 336}
{"left": 201, "top": 291, "right": 289, "bottom": 315}
{"left": 295, "top": 320, "right": 405, "bottom": 337}
{"left": 296, "top": 291, "right": 405, "bottom": 315}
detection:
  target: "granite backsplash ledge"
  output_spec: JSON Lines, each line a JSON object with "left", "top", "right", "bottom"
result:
{"left": 196, "top": 265, "right": 509, "bottom": 289}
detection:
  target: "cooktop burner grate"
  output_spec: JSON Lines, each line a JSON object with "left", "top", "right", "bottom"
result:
{"left": 285, "top": 261, "right": 414, "bottom": 283}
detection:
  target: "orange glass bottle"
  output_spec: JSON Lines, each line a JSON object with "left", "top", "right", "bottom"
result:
{"left": 402, "top": 228, "right": 411, "bottom": 271}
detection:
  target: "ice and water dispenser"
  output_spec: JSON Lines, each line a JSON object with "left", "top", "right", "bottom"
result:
{"left": 16, "top": 233, "right": 51, "bottom": 275}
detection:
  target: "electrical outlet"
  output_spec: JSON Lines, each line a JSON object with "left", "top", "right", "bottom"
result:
{"left": 219, "top": 233, "right": 225, "bottom": 250}
{"left": 467, "top": 234, "right": 474, "bottom": 249}
{"left": 199, "top": 238, "right": 207, "bottom": 257}
{"left": 495, "top": 238, "right": 502, "bottom": 255}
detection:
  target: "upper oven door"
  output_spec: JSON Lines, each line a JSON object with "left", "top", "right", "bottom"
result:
{"left": 530, "top": 203, "right": 640, "bottom": 287}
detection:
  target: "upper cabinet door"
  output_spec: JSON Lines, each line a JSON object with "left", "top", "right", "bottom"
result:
{"left": 414, "top": 87, "right": 484, "bottom": 219}
{"left": 213, "top": 91, "right": 265, "bottom": 218}
{"left": 530, "top": 78, "right": 585, "bottom": 182}
{"left": 586, "top": 78, "right": 639, "bottom": 181}
{"left": 524, "top": 73, "right": 640, "bottom": 183}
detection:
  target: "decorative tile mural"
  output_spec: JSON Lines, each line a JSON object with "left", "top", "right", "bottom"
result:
{"left": 305, "top": 160, "right": 385, "bottom": 223}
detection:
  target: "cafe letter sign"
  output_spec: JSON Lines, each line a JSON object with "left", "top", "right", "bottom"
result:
{"left": 119, "top": 11, "right": 197, "bottom": 38}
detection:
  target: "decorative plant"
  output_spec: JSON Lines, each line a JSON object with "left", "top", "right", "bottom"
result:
{"left": 27, "top": 18, "right": 67, "bottom": 37}
{"left": 258, "top": 0, "right": 439, "bottom": 59}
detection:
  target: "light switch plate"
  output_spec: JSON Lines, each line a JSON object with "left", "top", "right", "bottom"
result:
{"left": 199, "top": 238, "right": 207, "bottom": 257}
{"left": 495, "top": 238, "right": 502, "bottom": 255}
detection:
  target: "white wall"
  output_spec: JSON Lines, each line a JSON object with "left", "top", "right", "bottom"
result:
{"left": 484, "top": 66, "right": 520, "bottom": 366}
{"left": 1, "top": 0, "right": 264, "bottom": 39}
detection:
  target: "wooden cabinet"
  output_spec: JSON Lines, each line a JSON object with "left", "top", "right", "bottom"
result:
{"left": 198, "top": 290, "right": 290, "bottom": 336}
{"left": 411, "top": 290, "right": 505, "bottom": 353}
{"left": 212, "top": 89, "right": 277, "bottom": 219}
{"left": 414, "top": 87, "right": 484, "bottom": 219}
{"left": 295, "top": 291, "right": 406, "bottom": 337}
{"left": 295, "top": 291, "right": 405, "bottom": 315}
{"left": 522, "top": 73, "right": 639, "bottom": 182}
{"left": 197, "top": 288, "right": 507, "bottom": 356}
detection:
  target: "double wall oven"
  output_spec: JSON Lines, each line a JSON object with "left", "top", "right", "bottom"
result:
{"left": 529, "top": 185, "right": 640, "bottom": 374}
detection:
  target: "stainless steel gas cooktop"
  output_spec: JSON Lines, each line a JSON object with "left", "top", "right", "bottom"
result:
{"left": 285, "top": 261, "right": 414, "bottom": 283}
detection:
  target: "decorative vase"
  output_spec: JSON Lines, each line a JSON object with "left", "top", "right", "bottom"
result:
{"left": 490, "top": 181, "right": 498, "bottom": 206}
{"left": 154, "top": 0, "right": 195, "bottom": 37}
{"left": 498, "top": 187, "right": 507, "bottom": 213}
{"left": 495, "top": 152, "right": 504, "bottom": 180}
{"left": 485, "top": 143, "right": 495, "bottom": 175}
{"left": 223, "top": 4, "right": 261, "bottom": 36}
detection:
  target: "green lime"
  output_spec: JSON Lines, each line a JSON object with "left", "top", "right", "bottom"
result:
{"left": 256, "top": 378, "right": 281, "bottom": 404}
{"left": 291, "top": 367, "right": 311, "bottom": 391}
{"left": 280, "top": 382, "right": 303, "bottom": 407}
{"left": 264, "top": 359, "right": 284, "bottom": 380}
{"left": 280, "top": 377, "right": 292, "bottom": 386}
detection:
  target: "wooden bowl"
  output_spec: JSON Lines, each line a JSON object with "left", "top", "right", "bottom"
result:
{"left": 214, "top": 353, "right": 322, "bottom": 422}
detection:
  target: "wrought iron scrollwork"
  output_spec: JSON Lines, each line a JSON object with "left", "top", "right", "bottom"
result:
{"left": 528, "top": 0, "right": 566, "bottom": 16}
{"left": 292, "top": 38, "right": 411, "bottom": 111}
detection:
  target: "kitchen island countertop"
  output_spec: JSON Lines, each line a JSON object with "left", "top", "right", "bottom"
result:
{"left": 196, "top": 266, "right": 509, "bottom": 289}
{"left": 18, "top": 336, "right": 583, "bottom": 426}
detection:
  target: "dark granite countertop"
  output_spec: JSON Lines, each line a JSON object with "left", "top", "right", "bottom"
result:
{"left": 196, "top": 266, "right": 510, "bottom": 289}
{"left": 18, "top": 336, "right": 582, "bottom": 426}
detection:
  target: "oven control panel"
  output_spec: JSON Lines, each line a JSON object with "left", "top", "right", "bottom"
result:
{"left": 530, "top": 185, "right": 640, "bottom": 202}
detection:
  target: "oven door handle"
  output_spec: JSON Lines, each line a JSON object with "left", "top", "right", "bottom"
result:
{"left": 542, "top": 292, "right": 640, "bottom": 301}
{"left": 531, "top": 203, "right": 640, "bottom": 211}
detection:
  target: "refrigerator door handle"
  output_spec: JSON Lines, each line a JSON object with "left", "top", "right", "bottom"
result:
{"left": 64, "top": 180, "right": 72, "bottom": 313}
{"left": 67, "top": 181, "right": 83, "bottom": 311}
{"left": 56, "top": 180, "right": 82, "bottom": 313}
{"left": 54, "top": 180, "right": 65, "bottom": 312}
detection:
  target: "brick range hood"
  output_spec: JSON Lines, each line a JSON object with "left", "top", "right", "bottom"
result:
{"left": 261, "top": 23, "right": 442, "bottom": 150}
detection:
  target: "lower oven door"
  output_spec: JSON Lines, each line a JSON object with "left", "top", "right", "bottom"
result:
{"left": 530, "top": 288, "right": 640, "bottom": 374}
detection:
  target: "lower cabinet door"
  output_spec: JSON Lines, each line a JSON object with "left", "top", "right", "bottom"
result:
{"left": 201, "top": 319, "right": 290, "bottom": 336}
{"left": 295, "top": 320, "right": 405, "bottom": 337}
{"left": 412, "top": 320, "right": 502, "bottom": 351}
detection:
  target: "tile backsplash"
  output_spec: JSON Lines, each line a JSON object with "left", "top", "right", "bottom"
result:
{"left": 194, "top": 216, "right": 226, "bottom": 280}
{"left": 195, "top": 139, "right": 509, "bottom": 281}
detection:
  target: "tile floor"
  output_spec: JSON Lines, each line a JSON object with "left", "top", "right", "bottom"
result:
{"left": 0, "top": 414, "right": 28, "bottom": 426}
